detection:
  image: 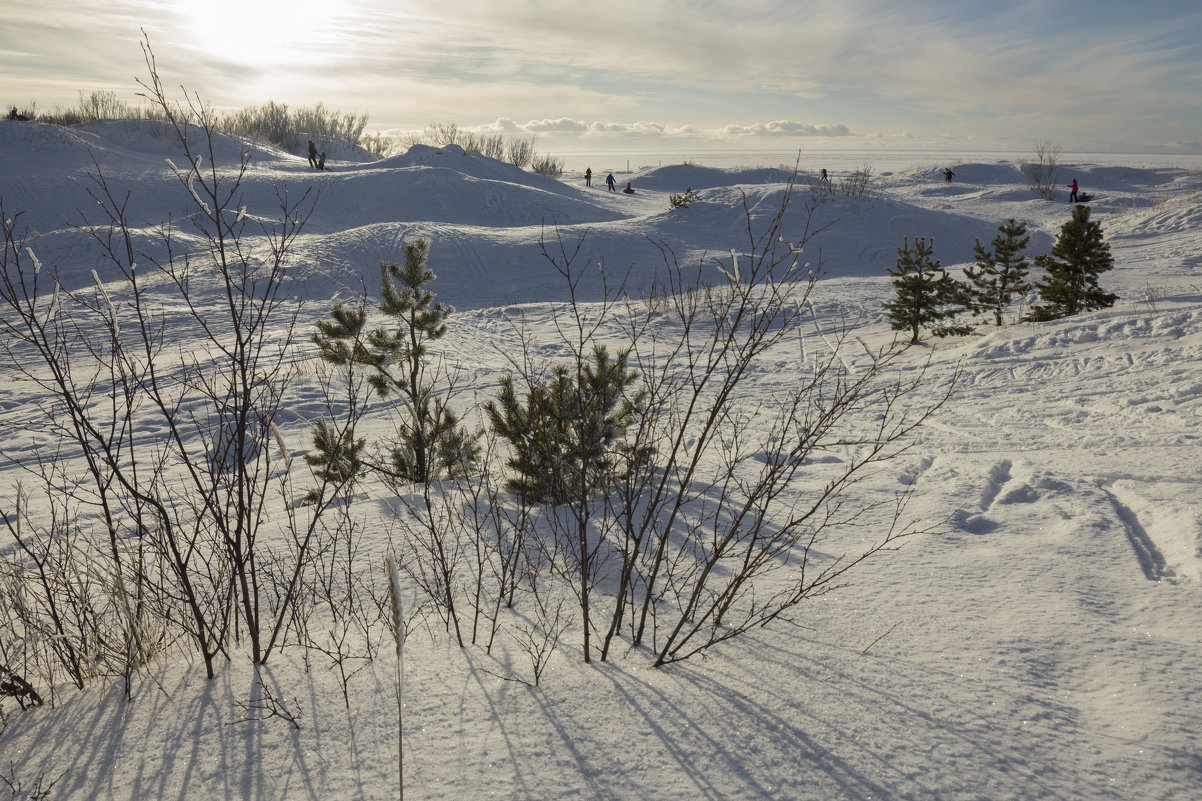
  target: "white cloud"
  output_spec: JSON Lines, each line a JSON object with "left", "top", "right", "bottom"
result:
{"left": 3, "top": 0, "right": 1200, "bottom": 152}
{"left": 719, "top": 122, "right": 851, "bottom": 137}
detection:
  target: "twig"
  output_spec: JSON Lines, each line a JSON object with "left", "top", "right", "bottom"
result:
{"left": 862, "top": 621, "right": 902, "bottom": 654}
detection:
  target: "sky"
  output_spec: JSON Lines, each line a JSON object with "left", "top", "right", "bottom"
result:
{"left": 3, "top": 0, "right": 1201, "bottom": 154}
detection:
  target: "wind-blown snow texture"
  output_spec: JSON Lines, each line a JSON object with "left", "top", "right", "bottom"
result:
{"left": 1, "top": 120, "right": 1200, "bottom": 800}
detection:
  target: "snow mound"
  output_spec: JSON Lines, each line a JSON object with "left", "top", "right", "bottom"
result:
{"left": 304, "top": 149, "right": 625, "bottom": 232}
{"left": 633, "top": 163, "right": 800, "bottom": 191}
{"left": 373, "top": 144, "right": 557, "bottom": 190}
{"left": 904, "top": 162, "right": 1029, "bottom": 186}
{"left": 1071, "top": 164, "right": 1186, "bottom": 189}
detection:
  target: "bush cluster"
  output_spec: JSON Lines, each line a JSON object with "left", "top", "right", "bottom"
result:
{"left": 15, "top": 97, "right": 579, "bottom": 173}
{"left": 885, "top": 206, "right": 1118, "bottom": 343}
{"left": 0, "top": 51, "right": 390, "bottom": 705}
{"left": 399, "top": 121, "right": 563, "bottom": 174}
{"left": 14, "top": 90, "right": 399, "bottom": 158}
{"left": 668, "top": 187, "right": 702, "bottom": 209}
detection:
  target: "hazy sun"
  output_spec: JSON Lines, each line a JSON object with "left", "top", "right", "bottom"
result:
{"left": 178, "top": 0, "right": 336, "bottom": 69}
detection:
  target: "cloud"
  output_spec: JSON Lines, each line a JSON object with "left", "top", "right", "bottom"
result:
{"left": 453, "top": 118, "right": 851, "bottom": 142}
{"left": 5, "top": 0, "right": 1200, "bottom": 153}
{"left": 521, "top": 118, "right": 591, "bottom": 134}
{"left": 718, "top": 121, "right": 851, "bottom": 138}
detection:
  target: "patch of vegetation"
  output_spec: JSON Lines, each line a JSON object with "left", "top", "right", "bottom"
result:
{"left": 1025, "top": 205, "right": 1118, "bottom": 321}
{"left": 668, "top": 187, "right": 702, "bottom": 209}
{"left": 883, "top": 236, "right": 972, "bottom": 343}
{"left": 530, "top": 153, "right": 565, "bottom": 178}
{"left": 963, "top": 219, "right": 1033, "bottom": 326}
{"left": 399, "top": 121, "right": 564, "bottom": 173}
{"left": 12, "top": 89, "right": 398, "bottom": 158}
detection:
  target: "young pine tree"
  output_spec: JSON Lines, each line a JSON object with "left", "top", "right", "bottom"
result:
{"left": 883, "top": 236, "right": 970, "bottom": 344}
{"left": 303, "top": 418, "right": 366, "bottom": 503}
{"left": 311, "top": 238, "right": 479, "bottom": 485}
{"left": 1025, "top": 205, "right": 1117, "bottom": 322}
{"left": 485, "top": 345, "right": 648, "bottom": 505}
{"left": 963, "top": 218, "right": 1033, "bottom": 326}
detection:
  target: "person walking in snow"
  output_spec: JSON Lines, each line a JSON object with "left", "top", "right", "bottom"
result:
{"left": 308, "top": 139, "right": 318, "bottom": 169}
{"left": 585, "top": 167, "right": 592, "bottom": 187}
{"left": 1069, "top": 178, "right": 1079, "bottom": 203}
{"left": 606, "top": 172, "right": 616, "bottom": 192}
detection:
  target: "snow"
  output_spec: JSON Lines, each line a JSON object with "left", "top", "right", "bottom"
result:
{"left": 1, "top": 118, "right": 1201, "bottom": 800}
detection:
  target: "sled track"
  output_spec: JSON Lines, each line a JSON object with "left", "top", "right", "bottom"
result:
{"left": 1104, "top": 491, "right": 1173, "bottom": 582}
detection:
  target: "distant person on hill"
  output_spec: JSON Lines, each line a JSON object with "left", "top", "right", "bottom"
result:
{"left": 606, "top": 172, "right": 616, "bottom": 192}
{"left": 623, "top": 181, "right": 634, "bottom": 194}
{"left": 8, "top": 107, "right": 17, "bottom": 120}
{"left": 318, "top": 152, "right": 327, "bottom": 171}
{"left": 1069, "top": 178, "right": 1079, "bottom": 203}
{"left": 308, "top": 139, "right": 318, "bottom": 169}
{"left": 585, "top": 167, "right": 592, "bottom": 186}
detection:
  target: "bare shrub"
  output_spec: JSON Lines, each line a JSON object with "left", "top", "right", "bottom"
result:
{"left": 0, "top": 663, "right": 43, "bottom": 709}
{"left": 359, "top": 131, "right": 398, "bottom": 158}
{"left": 839, "top": 164, "right": 876, "bottom": 199}
{"left": 0, "top": 35, "right": 358, "bottom": 696}
{"left": 227, "top": 667, "right": 302, "bottom": 730}
{"left": 506, "top": 136, "right": 536, "bottom": 169}
{"left": 506, "top": 593, "right": 569, "bottom": 686}
{"left": 479, "top": 134, "right": 507, "bottom": 161}
{"left": 1023, "top": 140, "right": 1061, "bottom": 200}
{"left": 1136, "top": 283, "right": 1170, "bottom": 315}
{"left": 0, "top": 480, "right": 166, "bottom": 699}
{"left": 587, "top": 179, "right": 950, "bottom": 666}
{"left": 530, "top": 154, "right": 565, "bottom": 178}
{"left": 78, "top": 89, "right": 129, "bottom": 120}
{"left": 405, "top": 122, "right": 560, "bottom": 172}
{"left": 0, "top": 761, "right": 64, "bottom": 801}
{"left": 426, "top": 121, "right": 462, "bottom": 145}
{"left": 34, "top": 89, "right": 388, "bottom": 156}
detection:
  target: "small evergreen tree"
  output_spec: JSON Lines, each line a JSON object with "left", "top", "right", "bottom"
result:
{"left": 485, "top": 345, "right": 648, "bottom": 505}
{"left": 963, "top": 218, "right": 1033, "bottom": 326}
{"left": 311, "top": 238, "right": 479, "bottom": 485}
{"left": 883, "top": 236, "right": 971, "bottom": 344}
{"left": 668, "top": 187, "right": 702, "bottom": 209}
{"left": 1025, "top": 205, "right": 1117, "bottom": 321}
{"left": 303, "top": 418, "right": 365, "bottom": 503}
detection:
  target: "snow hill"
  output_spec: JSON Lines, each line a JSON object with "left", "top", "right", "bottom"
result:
{"left": 1, "top": 118, "right": 1201, "bottom": 800}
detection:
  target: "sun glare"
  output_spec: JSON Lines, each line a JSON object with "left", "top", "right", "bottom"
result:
{"left": 178, "top": 0, "right": 336, "bottom": 69}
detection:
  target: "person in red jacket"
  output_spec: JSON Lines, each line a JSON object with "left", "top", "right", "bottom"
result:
{"left": 585, "top": 167, "right": 592, "bottom": 187}
{"left": 1069, "top": 178, "right": 1079, "bottom": 203}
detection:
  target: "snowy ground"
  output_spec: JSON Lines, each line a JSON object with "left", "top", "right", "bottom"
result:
{"left": 1, "top": 119, "right": 1200, "bottom": 800}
